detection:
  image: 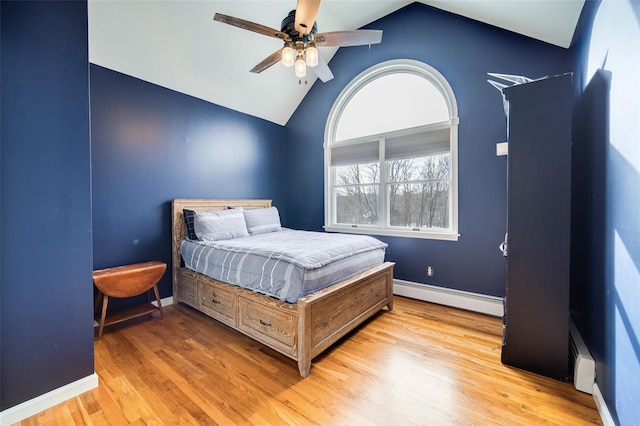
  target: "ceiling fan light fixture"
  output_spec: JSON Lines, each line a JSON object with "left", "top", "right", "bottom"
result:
{"left": 295, "top": 54, "right": 306, "bottom": 78}
{"left": 213, "top": 5, "right": 383, "bottom": 84}
{"left": 305, "top": 45, "right": 318, "bottom": 67}
{"left": 281, "top": 45, "right": 294, "bottom": 67}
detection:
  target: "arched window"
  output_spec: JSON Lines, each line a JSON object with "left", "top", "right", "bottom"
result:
{"left": 324, "top": 59, "right": 459, "bottom": 240}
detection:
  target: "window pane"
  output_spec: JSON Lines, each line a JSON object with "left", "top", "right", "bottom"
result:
{"left": 334, "top": 163, "right": 380, "bottom": 185}
{"left": 335, "top": 186, "right": 379, "bottom": 225}
{"left": 388, "top": 154, "right": 450, "bottom": 183}
{"left": 389, "top": 182, "right": 450, "bottom": 229}
{"left": 388, "top": 158, "right": 421, "bottom": 182}
{"left": 336, "top": 73, "right": 449, "bottom": 141}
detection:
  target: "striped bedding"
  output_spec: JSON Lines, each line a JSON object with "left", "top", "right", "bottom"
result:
{"left": 180, "top": 229, "right": 387, "bottom": 303}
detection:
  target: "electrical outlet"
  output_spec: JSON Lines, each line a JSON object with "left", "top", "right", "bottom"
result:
{"left": 427, "top": 266, "right": 433, "bottom": 276}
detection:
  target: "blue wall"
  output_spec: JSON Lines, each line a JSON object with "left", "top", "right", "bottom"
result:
{"left": 4, "top": 1, "right": 638, "bottom": 423}
{"left": 1, "top": 1, "right": 94, "bottom": 410}
{"left": 570, "top": 0, "right": 640, "bottom": 424}
{"left": 285, "top": 3, "right": 571, "bottom": 297}
{"left": 90, "top": 65, "right": 287, "bottom": 305}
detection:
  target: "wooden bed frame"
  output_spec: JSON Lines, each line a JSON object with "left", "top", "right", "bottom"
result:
{"left": 171, "top": 199, "right": 394, "bottom": 377}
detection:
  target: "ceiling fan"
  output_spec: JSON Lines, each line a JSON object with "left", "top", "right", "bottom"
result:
{"left": 213, "top": 0, "right": 383, "bottom": 83}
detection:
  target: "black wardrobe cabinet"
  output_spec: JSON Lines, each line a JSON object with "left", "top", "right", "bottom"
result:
{"left": 501, "top": 73, "right": 573, "bottom": 381}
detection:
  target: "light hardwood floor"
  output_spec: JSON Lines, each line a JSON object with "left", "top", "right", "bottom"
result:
{"left": 17, "top": 296, "right": 601, "bottom": 425}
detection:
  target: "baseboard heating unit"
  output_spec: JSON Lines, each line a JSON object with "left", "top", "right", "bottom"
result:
{"left": 569, "top": 317, "right": 595, "bottom": 394}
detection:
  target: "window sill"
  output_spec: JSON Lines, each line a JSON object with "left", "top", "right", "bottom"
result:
{"left": 324, "top": 225, "right": 459, "bottom": 241}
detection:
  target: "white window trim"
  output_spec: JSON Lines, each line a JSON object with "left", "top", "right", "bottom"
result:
{"left": 324, "top": 59, "right": 459, "bottom": 241}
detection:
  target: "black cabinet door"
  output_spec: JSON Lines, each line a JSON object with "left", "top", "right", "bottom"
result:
{"left": 501, "top": 74, "right": 572, "bottom": 381}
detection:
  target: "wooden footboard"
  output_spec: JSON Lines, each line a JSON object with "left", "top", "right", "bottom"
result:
{"left": 171, "top": 199, "right": 394, "bottom": 377}
{"left": 297, "top": 261, "right": 394, "bottom": 376}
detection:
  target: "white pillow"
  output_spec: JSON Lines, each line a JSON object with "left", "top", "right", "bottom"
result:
{"left": 193, "top": 208, "right": 249, "bottom": 241}
{"left": 243, "top": 207, "right": 282, "bottom": 235}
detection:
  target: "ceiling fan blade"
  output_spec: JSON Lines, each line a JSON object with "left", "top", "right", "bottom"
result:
{"left": 214, "top": 13, "right": 289, "bottom": 40}
{"left": 311, "top": 55, "right": 334, "bottom": 83}
{"left": 315, "top": 30, "right": 383, "bottom": 47}
{"left": 250, "top": 49, "right": 283, "bottom": 74}
{"left": 294, "top": 0, "right": 320, "bottom": 35}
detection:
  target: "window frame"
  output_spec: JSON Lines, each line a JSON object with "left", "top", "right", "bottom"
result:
{"left": 324, "top": 59, "right": 459, "bottom": 241}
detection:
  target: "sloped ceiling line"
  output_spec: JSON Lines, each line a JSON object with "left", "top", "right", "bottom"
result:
{"left": 88, "top": 0, "right": 585, "bottom": 126}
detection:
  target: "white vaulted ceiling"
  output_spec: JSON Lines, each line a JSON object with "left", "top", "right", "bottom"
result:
{"left": 88, "top": 1, "right": 585, "bottom": 126}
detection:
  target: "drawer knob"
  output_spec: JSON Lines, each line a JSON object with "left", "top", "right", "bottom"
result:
{"left": 211, "top": 298, "right": 221, "bottom": 305}
{"left": 259, "top": 319, "right": 272, "bottom": 327}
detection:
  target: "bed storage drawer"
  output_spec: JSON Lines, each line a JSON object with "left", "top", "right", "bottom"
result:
{"left": 198, "top": 279, "right": 237, "bottom": 327}
{"left": 176, "top": 271, "right": 198, "bottom": 307}
{"left": 239, "top": 296, "right": 296, "bottom": 356}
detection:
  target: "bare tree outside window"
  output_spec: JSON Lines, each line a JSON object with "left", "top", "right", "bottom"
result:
{"left": 389, "top": 154, "right": 450, "bottom": 229}
{"left": 335, "top": 163, "right": 379, "bottom": 224}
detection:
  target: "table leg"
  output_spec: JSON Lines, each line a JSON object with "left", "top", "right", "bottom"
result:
{"left": 97, "top": 294, "right": 109, "bottom": 340}
{"left": 152, "top": 285, "right": 164, "bottom": 318}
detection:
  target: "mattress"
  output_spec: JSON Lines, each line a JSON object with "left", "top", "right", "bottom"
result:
{"left": 180, "top": 229, "right": 387, "bottom": 303}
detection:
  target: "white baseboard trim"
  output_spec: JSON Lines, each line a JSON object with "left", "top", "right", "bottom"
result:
{"left": 153, "top": 295, "right": 174, "bottom": 307}
{"left": 393, "top": 279, "right": 504, "bottom": 317}
{"left": 0, "top": 373, "right": 99, "bottom": 425}
{"left": 592, "top": 383, "right": 616, "bottom": 426}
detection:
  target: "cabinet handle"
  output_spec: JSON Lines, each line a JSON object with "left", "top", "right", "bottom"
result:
{"left": 259, "top": 319, "right": 272, "bottom": 327}
{"left": 211, "top": 298, "right": 221, "bottom": 305}
{"left": 499, "top": 233, "right": 508, "bottom": 257}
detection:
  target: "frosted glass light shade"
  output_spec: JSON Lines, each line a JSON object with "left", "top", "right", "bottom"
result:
{"left": 295, "top": 55, "right": 306, "bottom": 78}
{"left": 281, "top": 46, "right": 294, "bottom": 67}
{"left": 305, "top": 46, "right": 318, "bottom": 67}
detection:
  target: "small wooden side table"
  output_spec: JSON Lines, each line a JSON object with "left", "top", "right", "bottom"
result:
{"left": 93, "top": 261, "right": 166, "bottom": 339}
